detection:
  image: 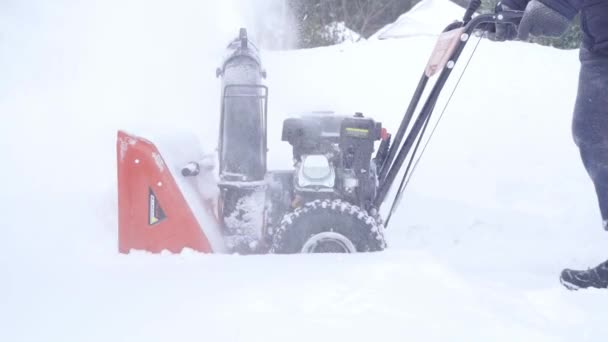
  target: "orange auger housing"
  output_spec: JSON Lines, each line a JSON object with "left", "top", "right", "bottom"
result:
{"left": 117, "top": 130, "right": 224, "bottom": 254}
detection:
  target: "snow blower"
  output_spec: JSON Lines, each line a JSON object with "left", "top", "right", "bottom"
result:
{"left": 116, "top": 1, "right": 523, "bottom": 254}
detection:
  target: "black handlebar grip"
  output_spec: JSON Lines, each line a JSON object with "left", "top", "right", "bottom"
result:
{"left": 463, "top": 0, "right": 482, "bottom": 23}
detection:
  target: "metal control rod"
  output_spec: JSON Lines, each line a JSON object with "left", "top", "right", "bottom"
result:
{"left": 374, "top": 5, "right": 524, "bottom": 212}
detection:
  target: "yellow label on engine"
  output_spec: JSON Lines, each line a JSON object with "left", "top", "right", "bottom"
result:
{"left": 345, "top": 127, "right": 369, "bottom": 138}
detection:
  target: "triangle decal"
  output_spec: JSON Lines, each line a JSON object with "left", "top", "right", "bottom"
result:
{"left": 148, "top": 188, "right": 167, "bottom": 226}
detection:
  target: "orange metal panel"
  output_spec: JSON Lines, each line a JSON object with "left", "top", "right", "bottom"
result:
{"left": 117, "top": 130, "right": 214, "bottom": 254}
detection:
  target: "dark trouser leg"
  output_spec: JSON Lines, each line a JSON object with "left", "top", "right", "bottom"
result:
{"left": 562, "top": 50, "right": 608, "bottom": 290}
{"left": 572, "top": 48, "right": 608, "bottom": 230}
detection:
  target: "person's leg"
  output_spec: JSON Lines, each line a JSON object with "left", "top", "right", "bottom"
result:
{"left": 560, "top": 48, "right": 608, "bottom": 290}
{"left": 572, "top": 47, "right": 608, "bottom": 229}
{"left": 578, "top": 147, "right": 608, "bottom": 229}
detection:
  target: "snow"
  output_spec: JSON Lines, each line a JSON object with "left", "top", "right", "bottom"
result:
{"left": 2, "top": 0, "right": 608, "bottom": 341}
{"left": 223, "top": 189, "right": 266, "bottom": 246}
{"left": 325, "top": 21, "right": 364, "bottom": 44}
{"left": 373, "top": 0, "right": 465, "bottom": 39}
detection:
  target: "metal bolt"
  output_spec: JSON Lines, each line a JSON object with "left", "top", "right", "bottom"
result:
{"left": 134, "top": 159, "right": 140, "bottom": 164}
{"left": 447, "top": 61, "right": 455, "bottom": 69}
{"left": 460, "top": 33, "right": 469, "bottom": 42}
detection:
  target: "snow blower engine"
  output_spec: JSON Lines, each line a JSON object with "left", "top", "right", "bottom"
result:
{"left": 213, "top": 29, "right": 388, "bottom": 253}
{"left": 282, "top": 113, "right": 385, "bottom": 208}
{"left": 116, "top": 2, "right": 524, "bottom": 254}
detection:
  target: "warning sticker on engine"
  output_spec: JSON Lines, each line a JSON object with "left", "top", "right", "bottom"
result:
{"left": 148, "top": 188, "right": 166, "bottom": 226}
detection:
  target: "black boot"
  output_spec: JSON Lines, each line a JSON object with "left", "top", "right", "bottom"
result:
{"left": 560, "top": 259, "right": 608, "bottom": 290}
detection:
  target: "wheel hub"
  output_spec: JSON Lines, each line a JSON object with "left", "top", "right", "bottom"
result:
{"left": 301, "top": 232, "right": 357, "bottom": 253}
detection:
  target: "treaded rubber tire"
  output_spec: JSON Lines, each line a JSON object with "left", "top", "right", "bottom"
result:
{"left": 270, "top": 199, "right": 386, "bottom": 254}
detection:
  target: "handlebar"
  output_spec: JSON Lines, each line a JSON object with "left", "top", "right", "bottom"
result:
{"left": 374, "top": 7, "right": 525, "bottom": 212}
{"left": 464, "top": 10, "right": 524, "bottom": 34}
{"left": 463, "top": 0, "right": 482, "bottom": 24}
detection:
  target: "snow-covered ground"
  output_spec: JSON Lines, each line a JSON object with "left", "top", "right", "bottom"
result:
{"left": 1, "top": 0, "right": 607, "bottom": 341}
{"left": 373, "top": 0, "right": 464, "bottom": 39}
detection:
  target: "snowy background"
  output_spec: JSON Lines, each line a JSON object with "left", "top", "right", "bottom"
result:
{"left": 1, "top": 0, "right": 607, "bottom": 340}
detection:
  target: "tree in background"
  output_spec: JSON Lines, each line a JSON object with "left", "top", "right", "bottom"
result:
{"left": 289, "top": 0, "right": 581, "bottom": 49}
{"left": 289, "top": 0, "right": 418, "bottom": 48}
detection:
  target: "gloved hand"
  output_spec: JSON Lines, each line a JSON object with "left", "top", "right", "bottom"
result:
{"left": 517, "top": 0, "right": 571, "bottom": 40}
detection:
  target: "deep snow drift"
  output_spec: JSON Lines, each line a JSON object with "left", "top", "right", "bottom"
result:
{"left": 374, "top": 0, "right": 465, "bottom": 39}
{"left": 1, "top": 0, "right": 607, "bottom": 341}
